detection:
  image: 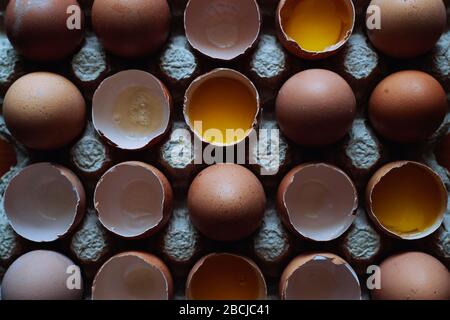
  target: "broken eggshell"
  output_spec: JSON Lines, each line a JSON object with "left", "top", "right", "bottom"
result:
{"left": 276, "top": 0, "right": 355, "bottom": 60}
{"left": 183, "top": 68, "right": 260, "bottom": 147}
{"left": 92, "top": 70, "right": 172, "bottom": 151}
{"left": 4, "top": 163, "right": 86, "bottom": 243}
{"left": 186, "top": 253, "right": 267, "bottom": 300}
{"left": 94, "top": 161, "right": 173, "bottom": 239}
{"left": 277, "top": 163, "right": 358, "bottom": 242}
{"left": 184, "top": 0, "right": 261, "bottom": 61}
{"left": 92, "top": 251, "right": 173, "bottom": 300}
{"left": 280, "top": 253, "right": 361, "bottom": 300}
{"left": 366, "top": 161, "right": 447, "bottom": 240}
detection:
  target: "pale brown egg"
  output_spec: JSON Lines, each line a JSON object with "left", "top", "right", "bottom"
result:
{"left": 184, "top": 0, "right": 261, "bottom": 61}
{"left": 92, "top": 251, "right": 173, "bottom": 300}
{"left": 1, "top": 250, "right": 83, "bottom": 300}
{"left": 186, "top": 253, "right": 267, "bottom": 300}
{"left": 276, "top": 69, "right": 356, "bottom": 147}
{"left": 277, "top": 163, "right": 358, "bottom": 242}
{"left": 5, "top": 0, "right": 85, "bottom": 62}
{"left": 369, "top": 71, "right": 447, "bottom": 143}
{"left": 366, "top": 161, "right": 447, "bottom": 240}
{"left": 187, "top": 163, "right": 266, "bottom": 242}
{"left": 4, "top": 163, "right": 86, "bottom": 242}
{"left": 94, "top": 161, "right": 173, "bottom": 239}
{"left": 366, "top": 0, "right": 447, "bottom": 59}
{"left": 280, "top": 253, "right": 361, "bottom": 300}
{"left": 92, "top": 0, "right": 171, "bottom": 58}
{"left": 372, "top": 252, "right": 450, "bottom": 300}
{"left": 3, "top": 72, "right": 86, "bottom": 150}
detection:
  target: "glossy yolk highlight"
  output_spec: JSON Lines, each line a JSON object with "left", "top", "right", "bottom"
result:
{"left": 189, "top": 256, "right": 262, "bottom": 300}
{"left": 284, "top": 0, "right": 345, "bottom": 52}
{"left": 371, "top": 165, "right": 443, "bottom": 235}
{"left": 187, "top": 77, "right": 257, "bottom": 145}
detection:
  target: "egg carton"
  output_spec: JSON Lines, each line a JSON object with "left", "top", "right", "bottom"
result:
{"left": 0, "top": 0, "right": 449, "bottom": 300}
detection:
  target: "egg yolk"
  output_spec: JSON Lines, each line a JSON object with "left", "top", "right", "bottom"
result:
{"left": 189, "top": 255, "right": 262, "bottom": 300}
{"left": 113, "top": 86, "right": 165, "bottom": 139}
{"left": 283, "top": 0, "right": 349, "bottom": 52}
{"left": 371, "top": 165, "right": 444, "bottom": 235}
{"left": 186, "top": 77, "right": 257, "bottom": 145}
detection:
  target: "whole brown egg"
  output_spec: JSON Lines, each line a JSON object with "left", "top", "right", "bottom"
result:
{"left": 187, "top": 163, "right": 266, "bottom": 242}
{"left": 3, "top": 72, "right": 86, "bottom": 150}
{"left": 372, "top": 252, "right": 450, "bottom": 300}
{"left": 276, "top": 69, "right": 357, "bottom": 147}
{"left": 369, "top": 71, "right": 447, "bottom": 143}
{"left": 5, "top": 0, "right": 85, "bottom": 62}
{"left": 92, "top": 0, "right": 171, "bottom": 58}
{"left": 366, "top": 0, "right": 447, "bottom": 59}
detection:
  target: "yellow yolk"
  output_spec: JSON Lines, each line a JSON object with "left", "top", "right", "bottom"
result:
{"left": 113, "top": 86, "right": 164, "bottom": 138}
{"left": 187, "top": 77, "right": 257, "bottom": 145}
{"left": 189, "top": 255, "right": 262, "bottom": 300}
{"left": 284, "top": 0, "right": 345, "bottom": 52}
{"left": 371, "top": 165, "right": 443, "bottom": 235}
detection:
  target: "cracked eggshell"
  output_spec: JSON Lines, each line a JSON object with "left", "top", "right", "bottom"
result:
{"left": 92, "top": 251, "right": 173, "bottom": 300}
{"left": 277, "top": 163, "right": 358, "bottom": 242}
{"left": 1, "top": 250, "right": 83, "bottom": 300}
{"left": 186, "top": 253, "right": 267, "bottom": 300}
{"left": 4, "top": 163, "right": 86, "bottom": 243}
{"left": 94, "top": 161, "right": 173, "bottom": 239}
{"left": 184, "top": 0, "right": 261, "bottom": 61}
{"left": 183, "top": 68, "right": 260, "bottom": 147}
{"left": 280, "top": 253, "right": 361, "bottom": 300}
{"left": 276, "top": 0, "right": 355, "bottom": 60}
{"left": 366, "top": 161, "right": 447, "bottom": 240}
{"left": 92, "top": 70, "right": 172, "bottom": 151}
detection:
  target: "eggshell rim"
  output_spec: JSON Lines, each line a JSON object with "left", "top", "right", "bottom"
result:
{"left": 365, "top": 161, "right": 447, "bottom": 240}
{"left": 185, "top": 252, "right": 268, "bottom": 300}
{"left": 279, "top": 252, "right": 361, "bottom": 300}
{"left": 278, "top": 163, "right": 358, "bottom": 242}
{"left": 92, "top": 70, "right": 172, "bottom": 151}
{"left": 91, "top": 251, "right": 173, "bottom": 300}
{"left": 184, "top": 0, "right": 262, "bottom": 61}
{"left": 93, "top": 161, "right": 173, "bottom": 239}
{"left": 4, "top": 162, "right": 86, "bottom": 243}
{"left": 275, "top": 0, "right": 355, "bottom": 59}
{"left": 183, "top": 68, "right": 261, "bottom": 147}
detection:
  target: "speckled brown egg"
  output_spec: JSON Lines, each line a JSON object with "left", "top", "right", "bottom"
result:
{"left": 369, "top": 71, "right": 447, "bottom": 143}
{"left": 3, "top": 72, "right": 86, "bottom": 150}
{"left": 5, "top": 0, "right": 85, "bottom": 62}
{"left": 92, "top": 0, "right": 171, "bottom": 58}
{"left": 366, "top": 0, "right": 447, "bottom": 59}
{"left": 372, "top": 252, "right": 450, "bottom": 300}
{"left": 276, "top": 69, "right": 356, "bottom": 147}
{"left": 187, "top": 163, "right": 266, "bottom": 242}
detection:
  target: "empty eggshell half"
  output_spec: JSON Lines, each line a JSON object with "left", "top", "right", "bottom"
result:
{"left": 366, "top": 161, "right": 447, "bottom": 240}
{"left": 92, "top": 251, "right": 173, "bottom": 300}
{"left": 184, "top": 68, "right": 260, "bottom": 147}
{"left": 280, "top": 253, "right": 361, "bottom": 300}
{"left": 94, "top": 161, "right": 173, "bottom": 239}
{"left": 276, "top": 0, "right": 355, "bottom": 59}
{"left": 92, "top": 70, "right": 172, "bottom": 150}
{"left": 184, "top": 0, "right": 261, "bottom": 60}
{"left": 186, "top": 253, "right": 267, "bottom": 300}
{"left": 277, "top": 163, "right": 358, "bottom": 241}
{"left": 4, "top": 163, "right": 86, "bottom": 242}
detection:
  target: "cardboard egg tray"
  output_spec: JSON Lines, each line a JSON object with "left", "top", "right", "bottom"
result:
{"left": 0, "top": 0, "right": 449, "bottom": 300}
